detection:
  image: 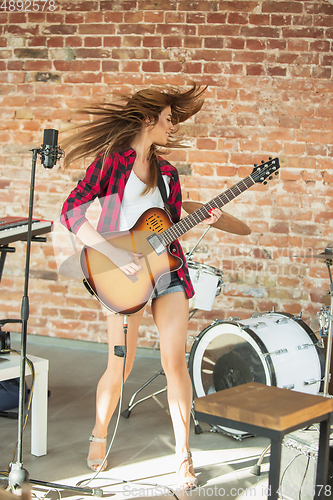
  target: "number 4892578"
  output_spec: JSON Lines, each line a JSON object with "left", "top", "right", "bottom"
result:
{"left": 0, "top": 0, "right": 57, "bottom": 11}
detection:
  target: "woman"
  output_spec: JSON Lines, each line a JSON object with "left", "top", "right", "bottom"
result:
{"left": 60, "top": 84, "right": 222, "bottom": 490}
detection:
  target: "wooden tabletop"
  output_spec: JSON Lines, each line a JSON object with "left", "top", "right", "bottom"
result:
{"left": 194, "top": 382, "right": 333, "bottom": 432}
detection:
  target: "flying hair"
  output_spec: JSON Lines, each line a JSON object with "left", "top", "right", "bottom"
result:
{"left": 61, "top": 84, "right": 207, "bottom": 192}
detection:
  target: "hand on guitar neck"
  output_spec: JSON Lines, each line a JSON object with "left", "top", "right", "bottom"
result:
{"left": 76, "top": 221, "right": 141, "bottom": 276}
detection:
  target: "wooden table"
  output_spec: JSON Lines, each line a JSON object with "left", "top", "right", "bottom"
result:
{"left": 195, "top": 382, "right": 333, "bottom": 500}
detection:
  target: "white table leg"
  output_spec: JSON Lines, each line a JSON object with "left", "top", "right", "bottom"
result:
{"left": 30, "top": 367, "right": 48, "bottom": 456}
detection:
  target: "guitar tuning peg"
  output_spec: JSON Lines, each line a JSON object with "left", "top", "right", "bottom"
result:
{"left": 269, "top": 176, "right": 273, "bottom": 180}
{"left": 254, "top": 163, "right": 258, "bottom": 167}
{"left": 261, "top": 160, "right": 265, "bottom": 164}
{"left": 263, "top": 181, "right": 267, "bottom": 185}
{"left": 269, "top": 157, "right": 272, "bottom": 160}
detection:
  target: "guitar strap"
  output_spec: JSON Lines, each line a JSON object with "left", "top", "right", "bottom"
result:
{"left": 156, "top": 161, "right": 171, "bottom": 216}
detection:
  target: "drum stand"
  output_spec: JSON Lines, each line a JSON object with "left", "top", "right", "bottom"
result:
{"left": 323, "top": 255, "right": 333, "bottom": 396}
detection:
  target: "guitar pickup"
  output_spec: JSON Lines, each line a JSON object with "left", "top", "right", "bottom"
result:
{"left": 147, "top": 233, "right": 166, "bottom": 255}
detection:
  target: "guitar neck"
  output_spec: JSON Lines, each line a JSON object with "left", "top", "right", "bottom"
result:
{"left": 162, "top": 174, "right": 255, "bottom": 245}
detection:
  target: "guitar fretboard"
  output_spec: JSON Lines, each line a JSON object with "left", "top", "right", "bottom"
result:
{"left": 162, "top": 174, "right": 255, "bottom": 245}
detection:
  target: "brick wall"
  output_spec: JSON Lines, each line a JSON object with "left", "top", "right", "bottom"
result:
{"left": 0, "top": 0, "right": 332, "bottom": 351}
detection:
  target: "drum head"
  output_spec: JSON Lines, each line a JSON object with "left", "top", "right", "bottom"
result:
{"left": 189, "top": 321, "right": 272, "bottom": 399}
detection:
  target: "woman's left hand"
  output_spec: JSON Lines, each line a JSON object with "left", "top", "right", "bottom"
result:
{"left": 202, "top": 207, "right": 223, "bottom": 225}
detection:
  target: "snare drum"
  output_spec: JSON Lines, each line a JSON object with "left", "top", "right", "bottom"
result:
{"left": 187, "top": 259, "right": 224, "bottom": 311}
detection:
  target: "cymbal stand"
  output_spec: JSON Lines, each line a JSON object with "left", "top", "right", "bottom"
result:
{"left": 186, "top": 226, "right": 211, "bottom": 260}
{"left": 323, "top": 257, "right": 333, "bottom": 396}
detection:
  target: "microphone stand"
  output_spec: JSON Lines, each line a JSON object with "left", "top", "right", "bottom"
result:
{"left": 4, "top": 138, "right": 103, "bottom": 497}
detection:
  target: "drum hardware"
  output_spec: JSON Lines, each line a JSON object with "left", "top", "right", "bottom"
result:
{"left": 304, "top": 378, "right": 323, "bottom": 386}
{"left": 262, "top": 349, "right": 288, "bottom": 357}
{"left": 296, "top": 246, "right": 333, "bottom": 395}
{"left": 297, "top": 341, "right": 324, "bottom": 350}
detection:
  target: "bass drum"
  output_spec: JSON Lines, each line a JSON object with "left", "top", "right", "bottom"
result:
{"left": 189, "top": 312, "right": 325, "bottom": 437}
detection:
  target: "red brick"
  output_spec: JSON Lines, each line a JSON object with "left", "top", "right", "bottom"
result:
{"left": 5, "top": 25, "right": 39, "bottom": 36}
{"left": 249, "top": 14, "right": 270, "bottom": 25}
{"left": 204, "top": 38, "right": 224, "bottom": 49}
{"left": 61, "top": 1, "right": 99, "bottom": 11}
{"left": 225, "top": 38, "right": 245, "bottom": 50}
{"left": 241, "top": 26, "right": 280, "bottom": 38}
{"left": 101, "top": 61, "right": 119, "bottom": 72}
{"left": 178, "top": 1, "right": 219, "bottom": 11}
{"left": 65, "top": 13, "right": 85, "bottom": 23}
{"left": 246, "top": 65, "right": 265, "bottom": 76}
{"left": 121, "top": 60, "right": 141, "bottom": 72}
{"left": 112, "top": 48, "right": 149, "bottom": 59}
{"left": 267, "top": 66, "right": 287, "bottom": 77}
{"left": 267, "top": 39, "right": 287, "bottom": 50}
{"left": 75, "top": 48, "right": 111, "bottom": 59}
{"left": 282, "top": 27, "right": 324, "bottom": 39}
{"left": 184, "top": 37, "right": 202, "bottom": 48}
{"left": 312, "top": 67, "right": 331, "bottom": 79}
{"left": 144, "top": 12, "right": 164, "bottom": 23}
{"left": 46, "top": 13, "right": 65, "bottom": 23}
{"left": 142, "top": 61, "right": 160, "bottom": 72}
{"left": 84, "top": 11, "right": 104, "bottom": 23}
{"left": 192, "top": 50, "right": 232, "bottom": 62}
{"left": 163, "top": 61, "right": 182, "bottom": 72}
{"left": 183, "top": 62, "right": 202, "bottom": 73}
{"left": 164, "top": 36, "right": 182, "bottom": 48}
{"left": 143, "top": 36, "right": 162, "bottom": 48}
{"left": 46, "top": 37, "right": 64, "bottom": 48}
{"left": 104, "top": 12, "right": 123, "bottom": 23}
{"left": 118, "top": 23, "right": 155, "bottom": 35}
{"left": 63, "top": 73, "right": 102, "bottom": 84}
{"left": 228, "top": 12, "right": 248, "bottom": 24}
{"left": 104, "top": 37, "right": 122, "bottom": 48}
{"left": 79, "top": 24, "right": 115, "bottom": 35}
{"left": 43, "top": 25, "right": 77, "bottom": 35}
{"left": 66, "top": 37, "right": 83, "bottom": 47}
{"left": 187, "top": 13, "right": 205, "bottom": 23}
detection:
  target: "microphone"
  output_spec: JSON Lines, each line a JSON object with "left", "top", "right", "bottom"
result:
{"left": 40, "top": 129, "right": 63, "bottom": 169}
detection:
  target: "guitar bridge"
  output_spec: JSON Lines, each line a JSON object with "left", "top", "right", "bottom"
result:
{"left": 147, "top": 233, "right": 166, "bottom": 255}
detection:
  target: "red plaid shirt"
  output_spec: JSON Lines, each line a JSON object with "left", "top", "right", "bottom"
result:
{"left": 61, "top": 148, "right": 194, "bottom": 299}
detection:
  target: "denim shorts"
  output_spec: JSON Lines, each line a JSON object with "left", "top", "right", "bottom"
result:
{"left": 151, "top": 271, "right": 185, "bottom": 300}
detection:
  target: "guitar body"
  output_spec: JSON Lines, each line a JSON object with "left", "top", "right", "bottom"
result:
{"left": 81, "top": 207, "right": 182, "bottom": 315}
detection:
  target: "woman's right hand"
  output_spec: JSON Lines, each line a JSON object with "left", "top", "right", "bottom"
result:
{"left": 108, "top": 246, "right": 142, "bottom": 276}
{"left": 76, "top": 222, "right": 141, "bottom": 276}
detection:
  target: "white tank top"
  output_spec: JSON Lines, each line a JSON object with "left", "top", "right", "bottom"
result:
{"left": 119, "top": 170, "right": 170, "bottom": 231}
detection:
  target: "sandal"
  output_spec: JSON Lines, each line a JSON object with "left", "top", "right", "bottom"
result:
{"left": 176, "top": 451, "right": 198, "bottom": 490}
{"left": 87, "top": 435, "right": 108, "bottom": 472}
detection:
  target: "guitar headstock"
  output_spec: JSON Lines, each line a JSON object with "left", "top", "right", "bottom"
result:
{"left": 251, "top": 157, "right": 280, "bottom": 184}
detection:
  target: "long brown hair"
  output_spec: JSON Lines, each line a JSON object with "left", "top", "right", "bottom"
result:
{"left": 61, "top": 84, "right": 206, "bottom": 191}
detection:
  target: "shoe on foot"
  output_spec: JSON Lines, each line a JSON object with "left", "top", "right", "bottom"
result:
{"left": 87, "top": 434, "right": 108, "bottom": 472}
{"left": 176, "top": 451, "right": 198, "bottom": 490}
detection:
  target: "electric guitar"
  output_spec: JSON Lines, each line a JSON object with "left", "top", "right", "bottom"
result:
{"left": 81, "top": 157, "right": 280, "bottom": 314}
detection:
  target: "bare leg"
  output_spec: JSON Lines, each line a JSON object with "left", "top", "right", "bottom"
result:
{"left": 87, "top": 309, "right": 144, "bottom": 470}
{"left": 151, "top": 291, "right": 196, "bottom": 488}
